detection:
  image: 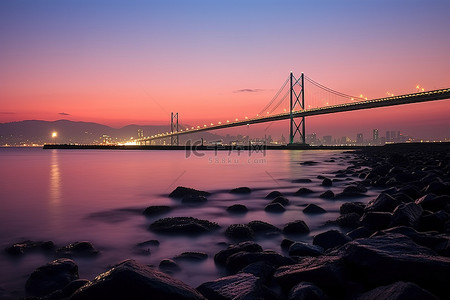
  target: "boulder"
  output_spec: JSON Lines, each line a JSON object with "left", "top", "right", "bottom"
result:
{"left": 300, "top": 161, "right": 319, "bottom": 165}
{"left": 70, "top": 260, "right": 204, "bottom": 300}
{"left": 289, "top": 242, "right": 324, "bottom": 257}
{"left": 360, "top": 212, "right": 392, "bottom": 230}
{"left": 56, "top": 241, "right": 99, "bottom": 257}
{"left": 390, "top": 202, "right": 423, "bottom": 227}
{"left": 340, "top": 202, "right": 365, "bottom": 216}
{"left": 356, "top": 281, "right": 439, "bottom": 300}
{"left": 292, "top": 178, "right": 313, "bottom": 183}
{"left": 417, "top": 210, "right": 449, "bottom": 232}
{"left": 283, "top": 220, "right": 310, "bottom": 234}
{"left": 265, "top": 203, "right": 286, "bottom": 213}
{"left": 25, "top": 258, "right": 79, "bottom": 297}
{"left": 182, "top": 194, "right": 208, "bottom": 204}
{"left": 229, "top": 187, "right": 252, "bottom": 194}
{"left": 225, "top": 224, "right": 254, "bottom": 240}
{"left": 281, "top": 239, "right": 295, "bottom": 250}
{"left": 214, "top": 241, "right": 263, "bottom": 265}
{"left": 197, "top": 273, "right": 264, "bottom": 300}
{"left": 321, "top": 178, "right": 333, "bottom": 187}
{"left": 149, "top": 217, "right": 220, "bottom": 235}
{"left": 303, "top": 204, "right": 326, "bottom": 214}
{"left": 169, "top": 186, "right": 209, "bottom": 198}
{"left": 225, "top": 250, "right": 295, "bottom": 272}
{"left": 313, "top": 230, "right": 351, "bottom": 251}
{"left": 174, "top": 252, "right": 208, "bottom": 261}
{"left": 346, "top": 227, "right": 373, "bottom": 240}
{"left": 265, "top": 191, "right": 283, "bottom": 199}
{"left": 226, "top": 204, "right": 248, "bottom": 214}
{"left": 5, "top": 240, "right": 55, "bottom": 256}
{"left": 143, "top": 205, "right": 172, "bottom": 216}
{"left": 159, "top": 259, "right": 181, "bottom": 272}
{"left": 295, "top": 188, "right": 315, "bottom": 195}
{"left": 423, "top": 181, "right": 450, "bottom": 196}
{"left": 239, "top": 262, "right": 276, "bottom": 284}
{"left": 271, "top": 196, "right": 290, "bottom": 206}
{"left": 416, "top": 194, "right": 449, "bottom": 212}
{"left": 365, "top": 193, "right": 401, "bottom": 213}
{"left": 332, "top": 213, "right": 361, "bottom": 229}
{"left": 288, "top": 282, "right": 330, "bottom": 300}
{"left": 247, "top": 220, "right": 280, "bottom": 234}
{"left": 319, "top": 190, "right": 335, "bottom": 199}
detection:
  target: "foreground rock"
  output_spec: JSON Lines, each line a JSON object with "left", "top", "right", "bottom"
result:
{"left": 70, "top": 259, "right": 205, "bottom": 300}
{"left": 356, "top": 281, "right": 439, "bottom": 300}
{"left": 5, "top": 240, "right": 55, "bottom": 255}
{"left": 169, "top": 186, "right": 210, "bottom": 198}
{"left": 289, "top": 282, "right": 330, "bottom": 300}
{"left": 56, "top": 241, "right": 99, "bottom": 257}
{"left": 214, "top": 241, "right": 263, "bottom": 265}
{"left": 26, "top": 258, "right": 79, "bottom": 297}
{"left": 149, "top": 217, "right": 220, "bottom": 235}
{"left": 143, "top": 205, "right": 172, "bottom": 216}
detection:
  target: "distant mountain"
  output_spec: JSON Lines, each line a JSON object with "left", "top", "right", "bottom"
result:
{"left": 0, "top": 119, "right": 224, "bottom": 145}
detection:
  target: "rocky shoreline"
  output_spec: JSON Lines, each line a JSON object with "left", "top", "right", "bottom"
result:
{"left": 4, "top": 143, "right": 450, "bottom": 300}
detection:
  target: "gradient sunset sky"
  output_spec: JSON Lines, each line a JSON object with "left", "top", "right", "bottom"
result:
{"left": 1, "top": 0, "right": 449, "bottom": 139}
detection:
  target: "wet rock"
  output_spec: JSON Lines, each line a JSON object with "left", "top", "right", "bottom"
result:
{"left": 169, "top": 186, "right": 210, "bottom": 198}
{"left": 283, "top": 220, "right": 310, "bottom": 234}
{"left": 25, "top": 258, "right": 79, "bottom": 297}
{"left": 295, "top": 188, "right": 315, "bottom": 195}
{"left": 226, "top": 250, "right": 295, "bottom": 272}
{"left": 338, "top": 234, "right": 450, "bottom": 299}
{"left": 265, "top": 191, "right": 283, "bottom": 199}
{"left": 292, "top": 178, "right": 313, "bottom": 183}
{"left": 149, "top": 217, "right": 220, "bottom": 235}
{"left": 247, "top": 220, "right": 280, "bottom": 234}
{"left": 239, "top": 262, "right": 276, "bottom": 284}
{"left": 355, "top": 281, "right": 439, "bottom": 300}
{"left": 289, "top": 242, "right": 324, "bottom": 257}
{"left": 332, "top": 213, "right": 361, "bottom": 229}
{"left": 225, "top": 224, "right": 254, "bottom": 240}
{"left": 300, "top": 161, "right": 319, "bottom": 165}
{"left": 313, "top": 230, "right": 351, "bottom": 251}
{"left": 319, "top": 190, "right": 335, "bottom": 199}
{"left": 214, "top": 241, "right": 263, "bottom": 265}
{"left": 70, "top": 259, "right": 204, "bottom": 300}
{"left": 226, "top": 204, "right": 248, "bottom": 214}
{"left": 346, "top": 226, "right": 373, "bottom": 240}
{"left": 365, "top": 193, "right": 401, "bottom": 213}
{"left": 418, "top": 210, "right": 449, "bottom": 232}
{"left": 265, "top": 202, "right": 286, "bottom": 213}
{"left": 134, "top": 240, "right": 159, "bottom": 255}
{"left": 303, "top": 204, "right": 326, "bottom": 214}
{"left": 416, "top": 194, "right": 449, "bottom": 212}
{"left": 174, "top": 252, "right": 208, "bottom": 262}
{"left": 391, "top": 192, "right": 414, "bottom": 203}
{"left": 340, "top": 202, "right": 365, "bottom": 216}
{"left": 60, "top": 279, "right": 90, "bottom": 299}
{"left": 321, "top": 178, "right": 332, "bottom": 187}
{"left": 398, "top": 185, "right": 422, "bottom": 200}
{"left": 5, "top": 240, "right": 55, "bottom": 256}
{"left": 390, "top": 202, "right": 423, "bottom": 227}
{"left": 159, "top": 259, "right": 181, "bottom": 272}
{"left": 182, "top": 194, "right": 208, "bottom": 204}
{"left": 360, "top": 212, "right": 392, "bottom": 230}
{"left": 335, "top": 185, "right": 368, "bottom": 198}
{"left": 423, "top": 181, "right": 450, "bottom": 196}
{"left": 271, "top": 196, "right": 290, "bottom": 206}
{"left": 143, "top": 205, "right": 172, "bottom": 216}
{"left": 56, "top": 241, "right": 99, "bottom": 257}
{"left": 197, "top": 273, "right": 264, "bottom": 300}
{"left": 288, "top": 282, "right": 330, "bottom": 300}
{"left": 281, "top": 238, "right": 295, "bottom": 250}
{"left": 229, "top": 187, "right": 252, "bottom": 194}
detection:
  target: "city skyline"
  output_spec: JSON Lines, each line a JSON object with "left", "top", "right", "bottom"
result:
{"left": 1, "top": 0, "right": 450, "bottom": 140}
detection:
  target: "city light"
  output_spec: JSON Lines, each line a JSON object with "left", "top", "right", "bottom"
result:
{"left": 51, "top": 132, "right": 57, "bottom": 138}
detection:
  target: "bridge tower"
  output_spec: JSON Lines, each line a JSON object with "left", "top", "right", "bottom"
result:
{"left": 289, "top": 72, "right": 305, "bottom": 144}
{"left": 170, "top": 112, "right": 179, "bottom": 146}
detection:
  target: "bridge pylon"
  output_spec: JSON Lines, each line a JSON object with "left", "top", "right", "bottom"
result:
{"left": 171, "top": 112, "right": 179, "bottom": 146}
{"left": 289, "top": 72, "right": 305, "bottom": 144}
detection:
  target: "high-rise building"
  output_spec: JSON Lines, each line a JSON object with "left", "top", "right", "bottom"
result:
{"left": 137, "top": 129, "right": 144, "bottom": 138}
{"left": 323, "top": 135, "right": 332, "bottom": 145}
{"left": 357, "top": 133, "right": 364, "bottom": 145}
{"left": 306, "top": 133, "right": 317, "bottom": 145}
{"left": 373, "top": 129, "right": 379, "bottom": 144}
{"left": 386, "top": 131, "right": 390, "bottom": 141}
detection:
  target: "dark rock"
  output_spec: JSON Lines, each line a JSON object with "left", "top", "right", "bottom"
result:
{"left": 182, "top": 194, "right": 208, "bottom": 204}
{"left": 300, "top": 161, "right": 319, "bottom": 165}
{"left": 317, "top": 175, "right": 327, "bottom": 180}
{"left": 197, "top": 273, "right": 264, "bottom": 300}
{"left": 169, "top": 186, "right": 210, "bottom": 198}
{"left": 340, "top": 202, "right": 365, "bottom": 216}
{"left": 281, "top": 239, "right": 295, "bottom": 250}
{"left": 356, "top": 281, "right": 439, "bottom": 300}
{"left": 230, "top": 187, "right": 252, "bottom": 194}
{"left": 5, "top": 240, "right": 55, "bottom": 256}
{"left": 247, "top": 220, "right": 280, "bottom": 234}
{"left": 159, "top": 259, "right": 181, "bottom": 271}
{"left": 25, "top": 258, "right": 79, "bottom": 297}
{"left": 137, "top": 240, "right": 160, "bottom": 247}
{"left": 60, "top": 279, "right": 90, "bottom": 298}
{"left": 239, "top": 262, "right": 276, "bottom": 284}
{"left": 418, "top": 210, "right": 449, "bottom": 232}
{"left": 174, "top": 252, "right": 208, "bottom": 261}
{"left": 319, "top": 190, "right": 335, "bottom": 199}
{"left": 365, "top": 193, "right": 401, "bottom": 213}
{"left": 398, "top": 185, "right": 422, "bottom": 199}
{"left": 271, "top": 196, "right": 290, "bottom": 206}
{"left": 416, "top": 194, "right": 449, "bottom": 212}
{"left": 360, "top": 212, "right": 392, "bottom": 230}
{"left": 423, "top": 181, "right": 450, "bottom": 196}
{"left": 226, "top": 250, "right": 295, "bottom": 272}
{"left": 265, "top": 203, "right": 286, "bottom": 213}
{"left": 292, "top": 178, "right": 313, "bottom": 183}
{"left": 143, "top": 205, "right": 172, "bottom": 216}
{"left": 288, "top": 282, "right": 330, "bottom": 300}
{"left": 332, "top": 213, "right": 361, "bottom": 228}
{"left": 347, "top": 227, "right": 373, "bottom": 240}
{"left": 321, "top": 178, "right": 333, "bottom": 187}
{"left": 265, "top": 191, "right": 283, "bottom": 199}
{"left": 225, "top": 224, "right": 254, "bottom": 240}
{"left": 390, "top": 202, "right": 423, "bottom": 227}
{"left": 289, "top": 242, "right": 324, "bottom": 257}
{"left": 295, "top": 188, "right": 315, "bottom": 195}
{"left": 313, "top": 230, "right": 351, "bottom": 251}
{"left": 335, "top": 185, "right": 368, "bottom": 198}
{"left": 149, "top": 217, "right": 220, "bottom": 235}
{"left": 303, "top": 204, "right": 326, "bottom": 214}
{"left": 283, "top": 220, "right": 310, "bottom": 234}
{"left": 391, "top": 192, "right": 414, "bottom": 203}
{"left": 226, "top": 204, "right": 248, "bottom": 214}
{"left": 338, "top": 234, "right": 450, "bottom": 299}
{"left": 214, "top": 241, "right": 263, "bottom": 265}
{"left": 56, "top": 241, "right": 99, "bottom": 257}
{"left": 70, "top": 259, "right": 204, "bottom": 300}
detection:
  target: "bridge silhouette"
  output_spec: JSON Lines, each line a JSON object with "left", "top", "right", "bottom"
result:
{"left": 134, "top": 72, "right": 450, "bottom": 145}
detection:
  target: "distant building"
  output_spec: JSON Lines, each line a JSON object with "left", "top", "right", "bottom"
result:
{"left": 373, "top": 129, "right": 379, "bottom": 144}
{"left": 306, "top": 133, "right": 317, "bottom": 145}
{"left": 356, "top": 133, "right": 364, "bottom": 145}
{"left": 386, "top": 131, "right": 390, "bottom": 142}
{"left": 137, "top": 129, "right": 144, "bottom": 138}
{"left": 322, "top": 135, "right": 332, "bottom": 145}
{"left": 102, "top": 134, "right": 112, "bottom": 144}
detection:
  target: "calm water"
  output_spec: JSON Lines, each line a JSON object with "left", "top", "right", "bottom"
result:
{"left": 0, "top": 147, "right": 377, "bottom": 297}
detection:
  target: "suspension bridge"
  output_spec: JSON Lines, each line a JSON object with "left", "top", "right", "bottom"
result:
{"left": 134, "top": 72, "right": 450, "bottom": 145}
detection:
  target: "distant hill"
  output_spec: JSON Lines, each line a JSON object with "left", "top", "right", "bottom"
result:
{"left": 0, "top": 119, "right": 224, "bottom": 145}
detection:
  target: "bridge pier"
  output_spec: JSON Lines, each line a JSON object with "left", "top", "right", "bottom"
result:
{"left": 171, "top": 112, "right": 179, "bottom": 146}
{"left": 289, "top": 72, "right": 306, "bottom": 144}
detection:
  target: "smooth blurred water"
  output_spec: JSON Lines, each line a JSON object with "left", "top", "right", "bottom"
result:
{"left": 0, "top": 147, "right": 377, "bottom": 296}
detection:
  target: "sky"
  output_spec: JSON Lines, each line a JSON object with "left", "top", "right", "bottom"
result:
{"left": 1, "top": 0, "right": 449, "bottom": 140}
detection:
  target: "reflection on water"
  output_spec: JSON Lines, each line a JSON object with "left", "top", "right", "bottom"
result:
{"left": 49, "top": 149, "right": 61, "bottom": 205}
